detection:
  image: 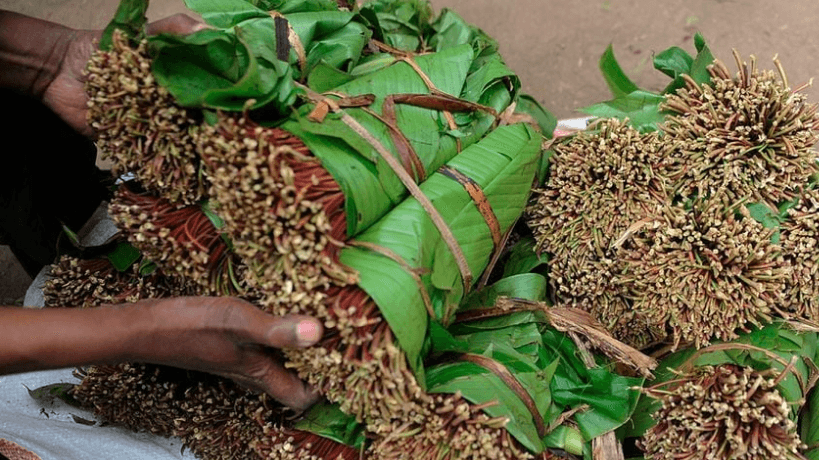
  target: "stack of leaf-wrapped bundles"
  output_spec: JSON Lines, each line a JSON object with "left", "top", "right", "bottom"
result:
{"left": 40, "top": 0, "right": 648, "bottom": 459}
{"left": 524, "top": 34, "right": 819, "bottom": 459}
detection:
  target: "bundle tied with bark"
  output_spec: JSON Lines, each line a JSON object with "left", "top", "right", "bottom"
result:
{"left": 41, "top": 0, "right": 607, "bottom": 459}
{"left": 525, "top": 45, "right": 819, "bottom": 351}
{"left": 628, "top": 322, "right": 819, "bottom": 460}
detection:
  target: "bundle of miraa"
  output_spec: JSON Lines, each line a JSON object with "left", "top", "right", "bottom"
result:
{"left": 55, "top": 13, "right": 537, "bottom": 460}
{"left": 526, "top": 53, "right": 819, "bottom": 350}
{"left": 641, "top": 364, "right": 803, "bottom": 460}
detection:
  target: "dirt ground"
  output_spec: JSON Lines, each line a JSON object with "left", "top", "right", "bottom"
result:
{"left": 2, "top": 0, "right": 819, "bottom": 302}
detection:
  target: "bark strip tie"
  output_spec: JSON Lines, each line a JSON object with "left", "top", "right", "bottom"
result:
{"left": 298, "top": 82, "right": 474, "bottom": 297}
{"left": 348, "top": 240, "right": 435, "bottom": 318}
{"left": 459, "top": 353, "right": 548, "bottom": 437}
{"left": 269, "top": 12, "right": 307, "bottom": 78}
{"left": 438, "top": 165, "right": 502, "bottom": 250}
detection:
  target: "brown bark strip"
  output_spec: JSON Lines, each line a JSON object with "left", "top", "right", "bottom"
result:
{"left": 494, "top": 298, "right": 657, "bottom": 378}
{"left": 454, "top": 303, "right": 542, "bottom": 324}
{"left": 438, "top": 165, "right": 502, "bottom": 250}
{"left": 592, "top": 431, "right": 625, "bottom": 460}
{"left": 273, "top": 16, "right": 290, "bottom": 61}
{"left": 348, "top": 240, "right": 435, "bottom": 318}
{"left": 460, "top": 353, "right": 548, "bottom": 437}
{"left": 268, "top": 12, "right": 306, "bottom": 77}
{"left": 298, "top": 83, "right": 474, "bottom": 299}
{"left": 392, "top": 93, "right": 499, "bottom": 116}
{"left": 361, "top": 103, "right": 426, "bottom": 182}
{"left": 308, "top": 94, "right": 376, "bottom": 123}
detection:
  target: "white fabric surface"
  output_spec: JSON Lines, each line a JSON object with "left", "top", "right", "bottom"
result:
{"left": 0, "top": 368, "right": 193, "bottom": 460}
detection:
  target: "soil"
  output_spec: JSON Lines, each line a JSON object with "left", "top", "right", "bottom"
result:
{"left": 2, "top": 0, "right": 819, "bottom": 300}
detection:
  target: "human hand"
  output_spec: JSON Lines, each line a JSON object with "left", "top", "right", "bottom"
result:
{"left": 42, "top": 14, "right": 205, "bottom": 137}
{"left": 0, "top": 296, "right": 323, "bottom": 412}
{"left": 139, "top": 296, "right": 323, "bottom": 411}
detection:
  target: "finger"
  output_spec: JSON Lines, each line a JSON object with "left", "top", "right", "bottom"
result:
{"left": 145, "top": 13, "right": 208, "bottom": 36}
{"left": 210, "top": 299, "right": 323, "bottom": 349}
{"left": 262, "top": 314, "right": 323, "bottom": 349}
{"left": 260, "top": 365, "right": 321, "bottom": 411}
{"left": 226, "top": 356, "right": 321, "bottom": 411}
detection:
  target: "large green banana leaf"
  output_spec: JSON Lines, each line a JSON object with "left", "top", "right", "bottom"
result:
{"left": 284, "top": 42, "right": 520, "bottom": 236}
{"left": 339, "top": 122, "right": 542, "bottom": 379}
{"left": 427, "top": 302, "right": 642, "bottom": 454}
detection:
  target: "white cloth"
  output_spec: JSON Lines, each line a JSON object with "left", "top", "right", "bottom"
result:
{"left": 5, "top": 203, "right": 190, "bottom": 459}
{"left": 0, "top": 368, "right": 192, "bottom": 460}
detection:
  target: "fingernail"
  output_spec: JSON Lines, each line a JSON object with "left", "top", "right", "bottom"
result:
{"left": 296, "top": 320, "right": 321, "bottom": 346}
{"left": 192, "top": 22, "right": 209, "bottom": 32}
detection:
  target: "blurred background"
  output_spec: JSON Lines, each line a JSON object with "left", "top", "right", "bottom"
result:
{"left": 2, "top": 0, "right": 818, "bottom": 303}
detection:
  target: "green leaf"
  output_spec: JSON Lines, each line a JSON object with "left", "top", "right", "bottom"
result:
{"left": 660, "top": 33, "right": 714, "bottom": 94}
{"left": 598, "top": 44, "right": 639, "bottom": 98}
{"left": 360, "top": 0, "right": 433, "bottom": 52}
{"left": 293, "top": 400, "right": 367, "bottom": 450}
{"left": 803, "top": 375, "right": 819, "bottom": 460}
{"left": 515, "top": 94, "right": 557, "bottom": 138}
{"left": 251, "top": 0, "right": 338, "bottom": 14}
{"left": 201, "top": 201, "right": 225, "bottom": 230}
{"left": 501, "top": 236, "right": 548, "bottom": 278}
{"left": 460, "top": 273, "right": 548, "bottom": 311}
{"left": 149, "top": 28, "right": 297, "bottom": 112}
{"left": 100, "top": 0, "right": 148, "bottom": 50}
{"left": 107, "top": 242, "right": 141, "bottom": 272}
{"left": 542, "top": 425, "right": 585, "bottom": 456}
{"left": 185, "top": 0, "right": 269, "bottom": 28}
{"left": 580, "top": 90, "right": 666, "bottom": 132}
{"left": 428, "top": 320, "right": 470, "bottom": 354}
{"left": 653, "top": 46, "right": 694, "bottom": 80}
{"left": 61, "top": 223, "right": 81, "bottom": 248}
{"left": 746, "top": 201, "right": 796, "bottom": 243}
{"left": 746, "top": 202, "right": 782, "bottom": 229}
{"left": 26, "top": 383, "right": 82, "bottom": 408}
{"left": 339, "top": 123, "right": 542, "bottom": 379}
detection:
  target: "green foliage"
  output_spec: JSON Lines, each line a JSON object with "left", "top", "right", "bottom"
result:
{"left": 427, "top": 308, "right": 642, "bottom": 453}
{"left": 340, "top": 123, "right": 542, "bottom": 379}
{"left": 582, "top": 33, "right": 714, "bottom": 132}
{"left": 107, "top": 242, "right": 142, "bottom": 272}
{"left": 745, "top": 198, "right": 799, "bottom": 243}
{"left": 26, "top": 383, "right": 82, "bottom": 408}
{"left": 293, "top": 400, "right": 367, "bottom": 450}
{"left": 623, "top": 322, "right": 819, "bottom": 439}
{"left": 148, "top": 3, "right": 298, "bottom": 113}
{"left": 100, "top": 0, "right": 148, "bottom": 50}
{"left": 501, "top": 237, "right": 549, "bottom": 278}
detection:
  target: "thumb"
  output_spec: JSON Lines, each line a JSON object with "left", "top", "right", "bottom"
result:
{"left": 263, "top": 315, "right": 323, "bottom": 349}
{"left": 145, "top": 13, "right": 208, "bottom": 36}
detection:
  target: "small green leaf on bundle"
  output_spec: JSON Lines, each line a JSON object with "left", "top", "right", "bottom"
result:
{"left": 293, "top": 400, "right": 367, "bottom": 451}
{"left": 106, "top": 241, "right": 141, "bottom": 272}
{"left": 500, "top": 237, "right": 549, "bottom": 278}
{"left": 99, "top": 0, "right": 148, "bottom": 50}
{"left": 629, "top": 322, "right": 819, "bottom": 460}
{"left": 26, "top": 383, "right": 82, "bottom": 408}
{"left": 654, "top": 32, "right": 714, "bottom": 93}
{"left": 582, "top": 34, "right": 714, "bottom": 132}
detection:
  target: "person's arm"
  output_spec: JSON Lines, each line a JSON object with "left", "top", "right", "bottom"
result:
{"left": 0, "top": 297, "right": 322, "bottom": 411}
{"left": 0, "top": 10, "right": 204, "bottom": 136}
